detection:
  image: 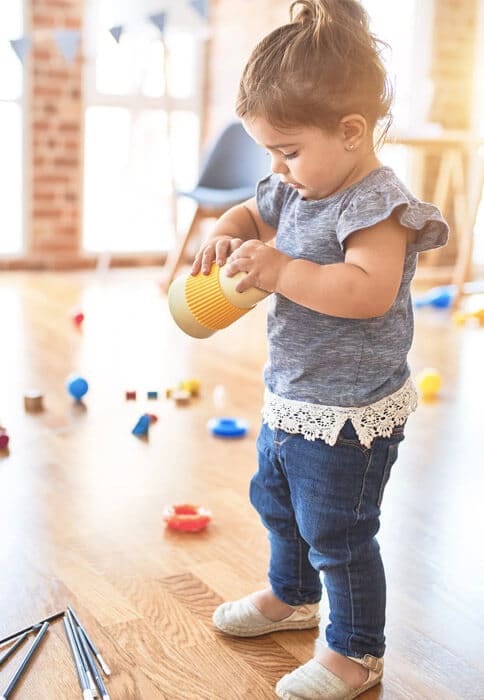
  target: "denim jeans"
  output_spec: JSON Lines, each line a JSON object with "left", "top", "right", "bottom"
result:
{"left": 250, "top": 419, "right": 405, "bottom": 659}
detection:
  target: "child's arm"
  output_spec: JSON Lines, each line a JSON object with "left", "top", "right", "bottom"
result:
{"left": 191, "top": 197, "right": 276, "bottom": 275}
{"left": 225, "top": 214, "right": 412, "bottom": 319}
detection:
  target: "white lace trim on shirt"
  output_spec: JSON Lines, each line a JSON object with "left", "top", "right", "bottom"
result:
{"left": 262, "top": 377, "right": 418, "bottom": 448}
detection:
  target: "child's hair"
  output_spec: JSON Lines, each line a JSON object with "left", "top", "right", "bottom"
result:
{"left": 236, "top": 0, "right": 393, "bottom": 142}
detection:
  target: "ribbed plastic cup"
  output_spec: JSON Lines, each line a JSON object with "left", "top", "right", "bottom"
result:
{"left": 168, "top": 263, "right": 269, "bottom": 338}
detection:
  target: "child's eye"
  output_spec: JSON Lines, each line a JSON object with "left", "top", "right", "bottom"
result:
{"left": 283, "top": 152, "right": 298, "bottom": 161}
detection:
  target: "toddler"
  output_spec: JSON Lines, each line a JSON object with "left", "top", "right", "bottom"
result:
{"left": 191, "top": 1, "right": 449, "bottom": 698}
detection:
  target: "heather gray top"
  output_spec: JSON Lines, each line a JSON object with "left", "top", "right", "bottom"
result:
{"left": 256, "top": 166, "right": 449, "bottom": 407}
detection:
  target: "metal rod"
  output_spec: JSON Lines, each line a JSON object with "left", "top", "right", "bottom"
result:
{"left": 66, "top": 611, "right": 97, "bottom": 698}
{"left": 0, "top": 633, "right": 29, "bottom": 668}
{"left": 78, "top": 629, "right": 110, "bottom": 700}
{"left": 0, "top": 622, "right": 49, "bottom": 700}
{"left": 63, "top": 616, "right": 93, "bottom": 700}
{"left": 0, "top": 611, "right": 64, "bottom": 647}
{"left": 67, "top": 607, "right": 111, "bottom": 676}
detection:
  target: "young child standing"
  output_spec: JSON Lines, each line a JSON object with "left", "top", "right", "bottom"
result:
{"left": 191, "top": 1, "right": 449, "bottom": 697}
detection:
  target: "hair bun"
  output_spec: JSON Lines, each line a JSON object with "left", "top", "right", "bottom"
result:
{"left": 290, "top": 0, "right": 329, "bottom": 26}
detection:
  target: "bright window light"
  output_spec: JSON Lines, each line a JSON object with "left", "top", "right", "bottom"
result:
{"left": 0, "top": 1, "right": 23, "bottom": 255}
{"left": 84, "top": 2, "right": 203, "bottom": 254}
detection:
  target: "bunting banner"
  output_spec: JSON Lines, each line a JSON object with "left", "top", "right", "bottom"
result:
{"left": 53, "top": 29, "right": 81, "bottom": 64}
{"left": 109, "top": 25, "right": 124, "bottom": 44}
{"left": 9, "top": 37, "right": 31, "bottom": 65}
{"left": 149, "top": 12, "right": 167, "bottom": 37}
{"left": 6, "top": 1, "right": 209, "bottom": 64}
{"left": 190, "top": 0, "right": 209, "bottom": 20}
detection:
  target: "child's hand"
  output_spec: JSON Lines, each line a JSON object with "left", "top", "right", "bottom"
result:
{"left": 225, "top": 240, "right": 291, "bottom": 293}
{"left": 191, "top": 236, "right": 244, "bottom": 276}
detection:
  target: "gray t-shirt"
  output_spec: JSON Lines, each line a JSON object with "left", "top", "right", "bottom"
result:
{"left": 256, "top": 166, "right": 449, "bottom": 407}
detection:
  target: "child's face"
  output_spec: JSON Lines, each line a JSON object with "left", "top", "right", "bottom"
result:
{"left": 243, "top": 116, "right": 359, "bottom": 200}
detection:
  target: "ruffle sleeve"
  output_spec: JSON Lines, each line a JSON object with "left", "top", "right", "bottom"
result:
{"left": 256, "top": 174, "right": 290, "bottom": 229}
{"left": 336, "top": 180, "right": 449, "bottom": 254}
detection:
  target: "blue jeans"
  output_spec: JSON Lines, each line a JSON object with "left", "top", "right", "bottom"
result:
{"left": 250, "top": 420, "right": 405, "bottom": 659}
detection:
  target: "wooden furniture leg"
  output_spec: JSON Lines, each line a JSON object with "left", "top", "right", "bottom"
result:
{"left": 161, "top": 207, "right": 203, "bottom": 290}
{"left": 452, "top": 157, "right": 484, "bottom": 307}
{"left": 161, "top": 204, "right": 232, "bottom": 291}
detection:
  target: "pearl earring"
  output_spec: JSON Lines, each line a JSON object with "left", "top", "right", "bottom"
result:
{"left": 347, "top": 143, "right": 355, "bottom": 151}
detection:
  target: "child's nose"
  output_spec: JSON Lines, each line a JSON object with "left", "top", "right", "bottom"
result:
{"left": 271, "top": 156, "right": 289, "bottom": 175}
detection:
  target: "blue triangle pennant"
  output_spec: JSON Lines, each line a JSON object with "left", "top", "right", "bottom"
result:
{"left": 190, "top": 0, "right": 209, "bottom": 20}
{"left": 10, "top": 36, "right": 31, "bottom": 64}
{"left": 53, "top": 29, "right": 81, "bottom": 64}
{"left": 149, "top": 12, "right": 167, "bottom": 36}
{"left": 109, "top": 25, "right": 124, "bottom": 43}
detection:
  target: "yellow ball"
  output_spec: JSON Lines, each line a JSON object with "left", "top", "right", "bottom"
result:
{"left": 416, "top": 368, "right": 442, "bottom": 399}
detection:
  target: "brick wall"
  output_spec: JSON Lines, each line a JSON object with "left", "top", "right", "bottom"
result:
{"left": 29, "top": 0, "right": 84, "bottom": 267}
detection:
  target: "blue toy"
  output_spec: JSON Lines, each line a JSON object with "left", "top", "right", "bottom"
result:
{"left": 132, "top": 414, "right": 150, "bottom": 436}
{"left": 66, "top": 375, "right": 89, "bottom": 401}
{"left": 414, "top": 285, "right": 455, "bottom": 309}
{"left": 207, "top": 417, "right": 249, "bottom": 438}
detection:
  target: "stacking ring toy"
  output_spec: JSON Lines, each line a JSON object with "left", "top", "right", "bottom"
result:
{"left": 207, "top": 417, "right": 249, "bottom": 438}
{"left": 162, "top": 504, "right": 211, "bottom": 532}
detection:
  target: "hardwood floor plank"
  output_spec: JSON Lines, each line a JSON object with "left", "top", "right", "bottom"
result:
{"left": 106, "top": 618, "right": 276, "bottom": 699}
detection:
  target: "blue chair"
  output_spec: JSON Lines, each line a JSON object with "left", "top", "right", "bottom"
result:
{"left": 163, "top": 121, "right": 269, "bottom": 286}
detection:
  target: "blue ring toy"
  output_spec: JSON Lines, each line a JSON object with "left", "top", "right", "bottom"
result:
{"left": 207, "top": 417, "right": 249, "bottom": 438}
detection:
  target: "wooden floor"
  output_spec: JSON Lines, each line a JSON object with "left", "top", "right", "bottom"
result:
{"left": 0, "top": 268, "right": 483, "bottom": 699}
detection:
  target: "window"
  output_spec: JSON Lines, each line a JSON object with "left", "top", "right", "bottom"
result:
{"left": 471, "top": 0, "right": 484, "bottom": 265}
{"left": 362, "top": 0, "right": 434, "bottom": 182}
{"left": 364, "top": 0, "right": 433, "bottom": 131}
{"left": 83, "top": 1, "right": 203, "bottom": 254}
{"left": 0, "top": 2, "right": 24, "bottom": 255}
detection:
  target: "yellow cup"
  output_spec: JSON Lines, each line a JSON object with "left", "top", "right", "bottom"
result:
{"left": 168, "top": 263, "right": 269, "bottom": 338}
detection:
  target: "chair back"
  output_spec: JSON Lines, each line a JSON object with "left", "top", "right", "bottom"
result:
{"left": 198, "top": 121, "right": 269, "bottom": 190}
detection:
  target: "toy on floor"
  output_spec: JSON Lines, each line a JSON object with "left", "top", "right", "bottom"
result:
{"left": 168, "top": 263, "right": 268, "bottom": 338}
{"left": 70, "top": 307, "right": 84, "bottom": 328}
{"left": 66, "top": 375, "right": 89, "bottom": 401}
{"left": 23, "top": 391, "right": 44, "bottom": 412}
{"left": 132, "top": 414, "right": 151, "bottom": 436}
{"left": 452, "top": 307, "right": 484, "bottom": 327}
{"left": 125, "top": 390, "right": 137, "bottom": 400}
{"left": 0, "top": 427, "right": 9, "bottom": 450}
{"left": 178, "top": 378, "right": 201, "bottom": 396}
{"left": 166, "top": 379, "right": 201, "bottom": 405}
{"left": 166, "top": 387, "right": 191, "bottom": 405}
{"left": 132, "top": 413, "right": 158, "bottom": 437}
{"left": 414, "top": 285, "right": 455, "bottom": 309}
{"left": 212, "top": 384, "right": 226, "bottom": 410}
{"left": 414, "top": 281, "right": 484, "bottom": 310}
{"left": 171, "top": 389, "right": 191, "bottom": 406}
{"left": 416, "top": 368, "right": 442, "bottom": 400}
{"left": 162, "top": 504, "right": 211, "bottom": 532}
{"left": 207, "top": 417, "right": 249, "bottom": 438}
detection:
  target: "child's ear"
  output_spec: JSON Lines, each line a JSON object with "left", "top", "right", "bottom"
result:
{"left": 340, "top": 114, "right": 367, "bottom": 151}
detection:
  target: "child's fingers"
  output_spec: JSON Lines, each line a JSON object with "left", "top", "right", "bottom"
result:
{"left": 214, "top": 238, "right": 233, "bottom": 267}
{"left": 191, "top": 248, "right": 205, "bottom": 275}
{"left": 201, "top": 245, "right": 216, "bottom": 274}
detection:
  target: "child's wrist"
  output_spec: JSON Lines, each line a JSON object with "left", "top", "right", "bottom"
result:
{"left": 275, "top": 257, "right": 296, "bottom": 296}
